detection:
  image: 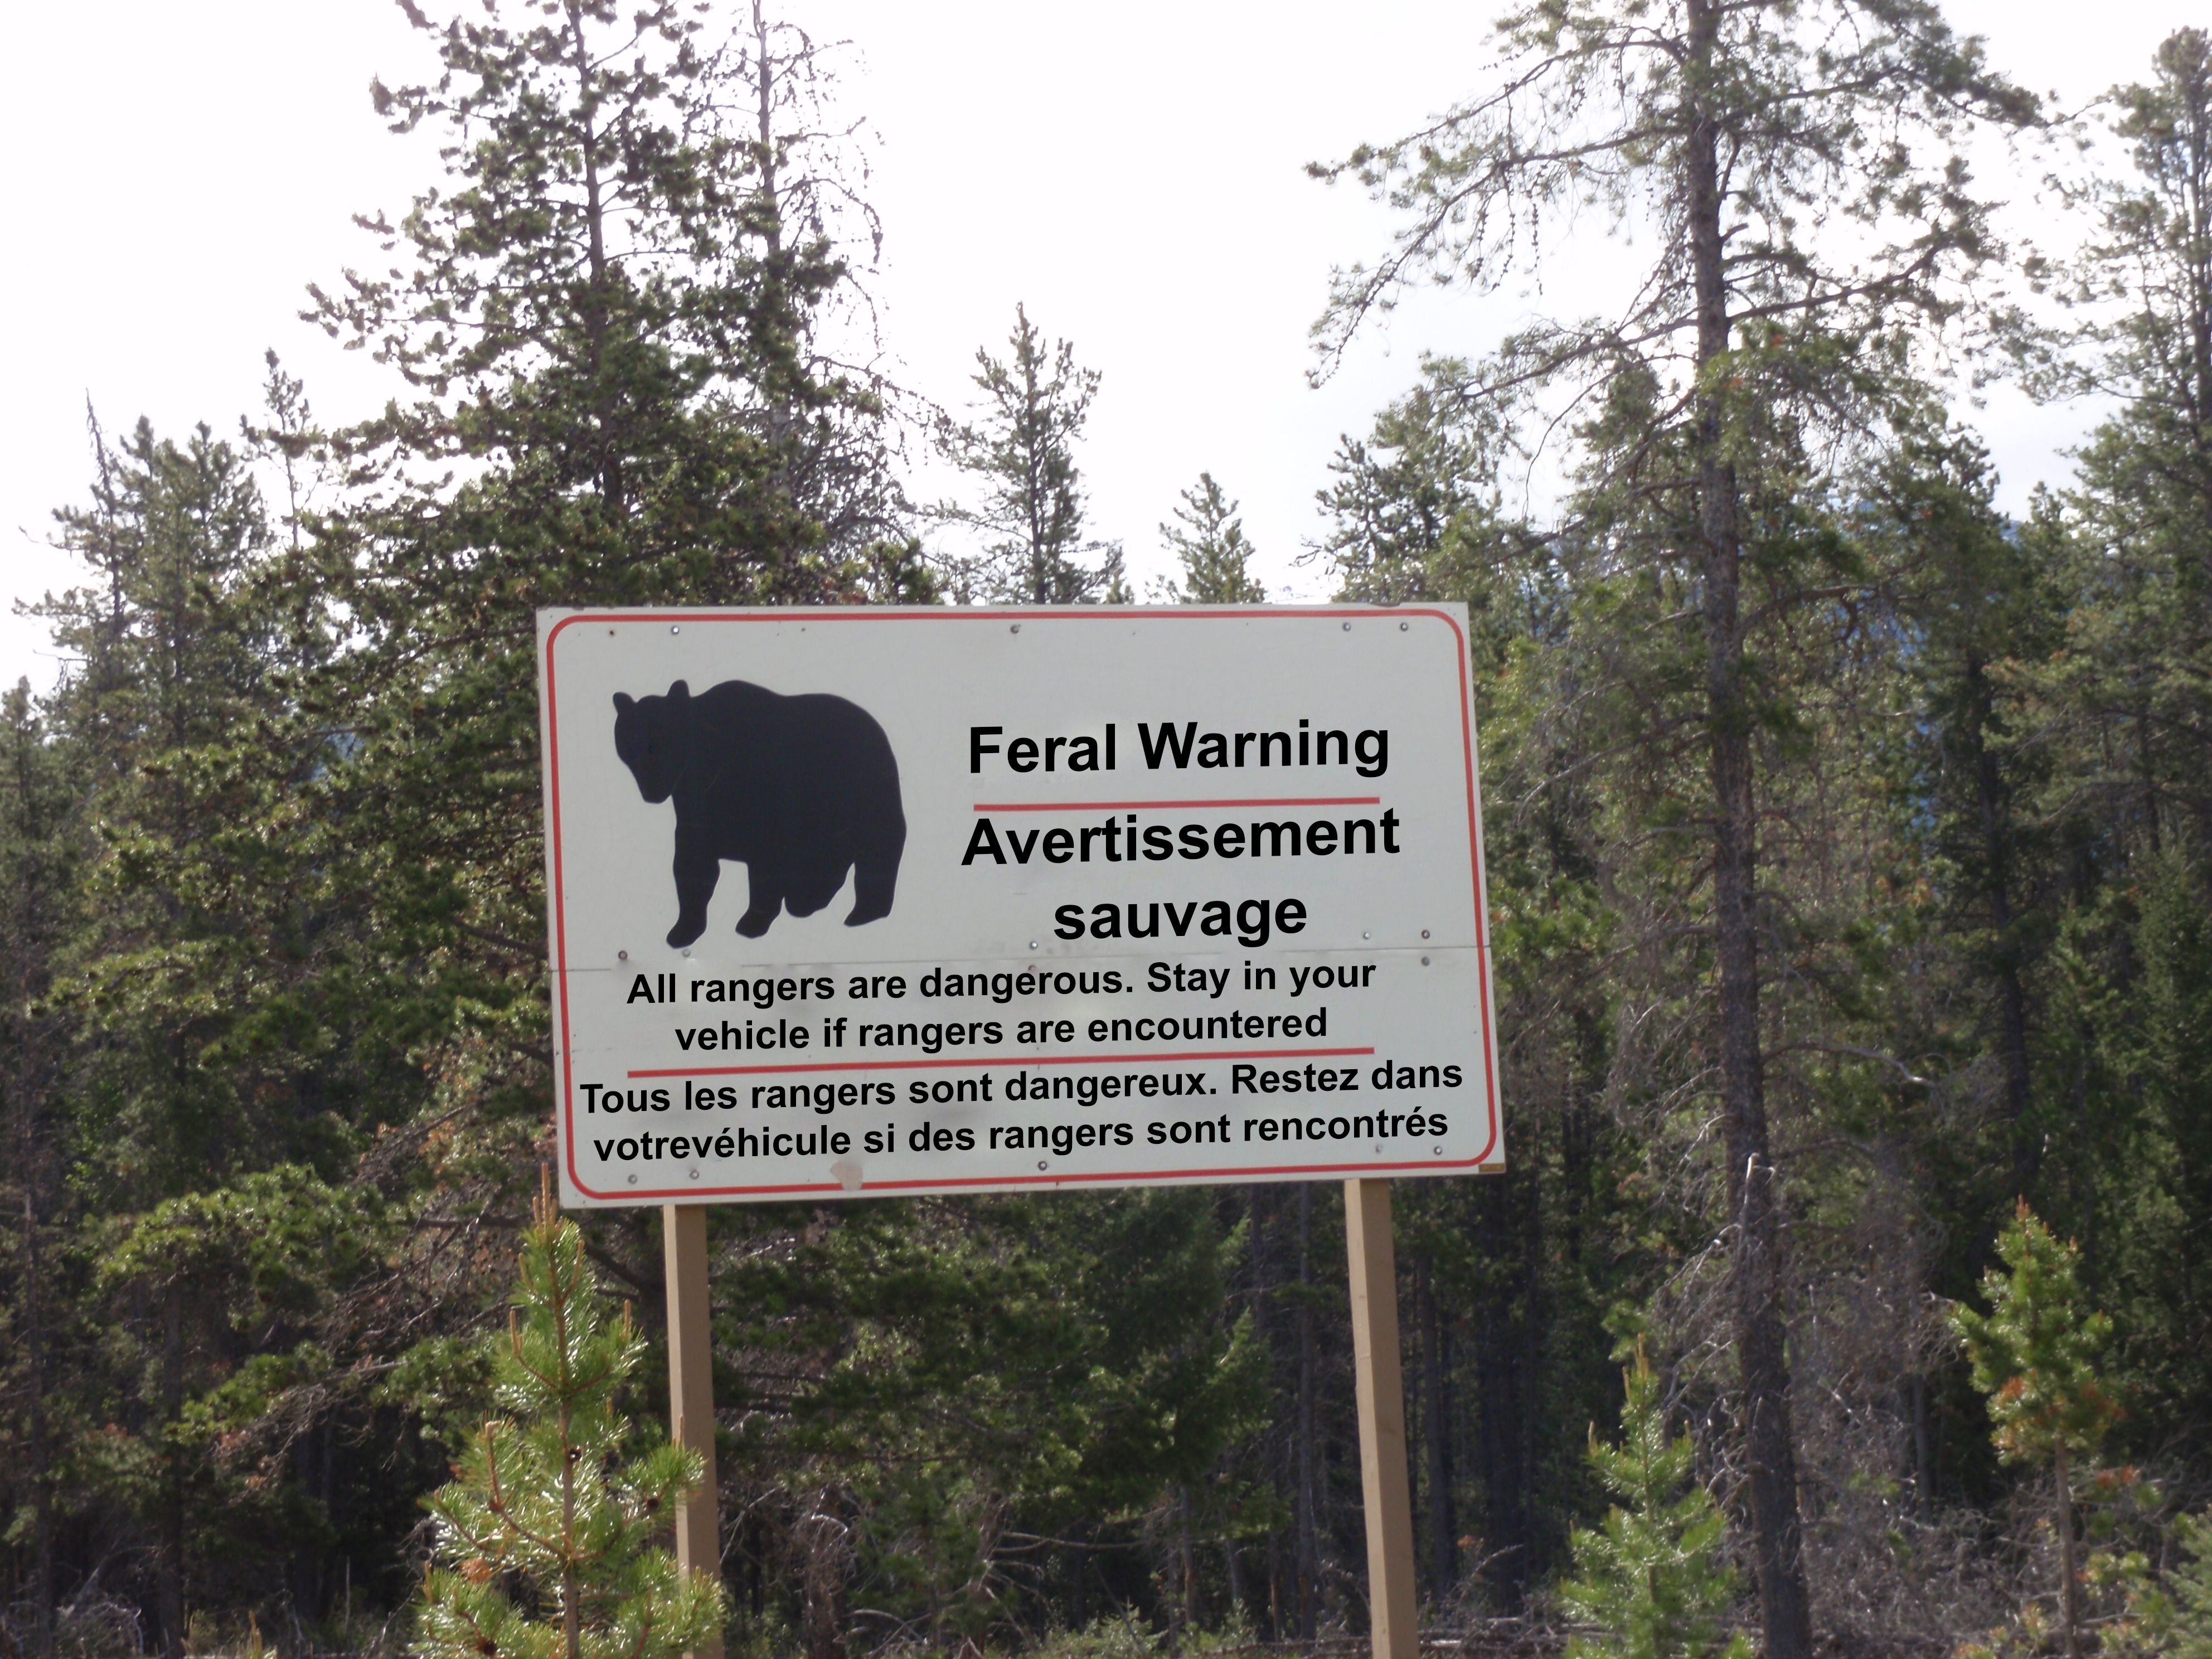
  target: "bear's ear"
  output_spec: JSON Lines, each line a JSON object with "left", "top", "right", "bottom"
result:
{"left": 613, "top": 692, "right": 635, "bottom": 714}
{"left": 668, "top": 680, "right": 691, "bottom": 702}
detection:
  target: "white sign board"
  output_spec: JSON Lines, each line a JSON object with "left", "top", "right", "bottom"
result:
{"left": 539, "top": 607, "right": 1502, "bottom": 1205}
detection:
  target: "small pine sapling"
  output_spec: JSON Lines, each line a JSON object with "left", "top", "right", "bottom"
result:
{"left": 414, "top": 1187, "right": 727, "bottom": 1659}
{"left": 1951, "top": 1202, "right": 2121, "bottom": 1659}
{"left": 2169, "top": 1511, "right": 2212, "bottom": 1658}
{"left": 1559, "top": 1341, "right": 1751, "bottom": 1659}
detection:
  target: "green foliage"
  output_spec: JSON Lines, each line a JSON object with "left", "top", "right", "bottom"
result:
{"left": 1953, "top": 1205, "right": 2120, "bottom": 1471}
{"left": 19, "top": 11, "right": 2212, "bottom": 1658}
{"left": 1558, "top": 1344, "right": 1749, "bottom": 1659}
{"left": 725, "top": 1189, "right": 1268, "bottom": 1645}
{"left": 1022, "top": 1613, "right": 1165, "bottom": 1659}
{"left": 284, "top": 0, "right": 914, "bottom": 1219}
{"left": 1017, "top": 1610, "right": 1263, "bottom": 1659}
{"left": 934, "top": 305, "right": 1122, "bottom": 603}
{"left": 1953, "top": 1204, "right": 2121, "bottom": 1657}
{"left": 415, "top": 1195, "right": 726, "bottom": 1659}
{"left": 2170, "top": 1511, "right": 2212, "bottom": 1658}
{"left": 1154, "top": 475, "right": 1265, "bottom": 605}
{"left": 1315, "top": 9, "right": 2038, "bottom": 1651}
{"left": 0, "top": 5, "right": 914, "bottom": 1639}
{"left": 1316, "top": 360, "right": 1517, "bottom": 609}
{"left": 1996, "top": 30, "right": 2212, "bottom": 1463}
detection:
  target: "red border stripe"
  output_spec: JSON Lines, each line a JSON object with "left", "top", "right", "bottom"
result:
{"left": 628, "top": 1045, "right": 1375, "bottom": 1080}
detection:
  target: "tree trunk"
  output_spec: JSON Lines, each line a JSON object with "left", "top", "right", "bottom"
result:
{"left": 1247, "top": 1185, "right": 1277, "bottom": 1641}
{"left": 564, "top": 0, "right": 624, "bottom": 520}
{"left": 1416, "top": 1254, "right": 1456, "bottom": 1602}
{"left": 7, "top": 708, "right": 57, "bottom": 1659}
{"left": 23, "top": 1184, "right": 55, "bottom": 1659}
{"left": 291, "top": 1429, "right": 324, "bottom": 1639}
{"left": 799, "top": 1488, "right": 849, "bottom": 1659}
{"left": 2056, "top": 1443, "right": 2082, "bottom": 1659}
{"left": 1267, "top": 1530, "right": 1284, "bottom": 1642}
{"left": 1476, "top": 1274, "right": 1524, "bottom": 1601}
{"left": 1685, "top": 3, "right": 1813, "bottom": 1654}
{"left": 1296, "top": 1183, "right": 1318, "bottom": 1642}
{"left": 2179, "top": 58, "right": 2212, "bottom": 581}
{"left": 1908, "top": 1371, "right": 1934, "bottom": 1517}
{"left": 1225, "top": 1532, "right": 1246, "bottom": 1628}
{"left": 1178, "top": 1486, "right": 1200, "bottom": 1632}
{"left": 752, "top": 0, "right": 798, "bottom": 482}
{"left": 1961, "top": 652, "right": 2039, "bottom": 1196}
{"left": 159, "top": 1296, "right": 186, "bottom": 1659}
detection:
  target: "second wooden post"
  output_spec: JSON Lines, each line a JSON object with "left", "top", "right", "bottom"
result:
{"left": 1346, "top": 1177, "right": 1419, "bottom": 1659}
{"left": 663, "top": 1203, "right": 724, "bottom": 1659}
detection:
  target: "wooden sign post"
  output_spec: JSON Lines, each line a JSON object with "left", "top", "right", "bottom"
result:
{"left": 663, "top": 1204, "right": 722, "bottom": 1659}
{"left": 1346, "top": 1178, "right": 1420, "bottom": 1659}
{"left": 661, "top": 1182, "right": 1424, "bottom": 1659}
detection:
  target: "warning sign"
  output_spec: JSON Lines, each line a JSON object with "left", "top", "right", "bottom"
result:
{"left": 538, "top": 607, "right": 1502, "bottom": 1205}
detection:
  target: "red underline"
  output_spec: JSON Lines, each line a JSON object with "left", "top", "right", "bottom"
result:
{"left": 973, "top": 797, "right": 1382, "bottom": 812}
{"left": 627, "top": 1045, "right": 1375, "bottom": 1079}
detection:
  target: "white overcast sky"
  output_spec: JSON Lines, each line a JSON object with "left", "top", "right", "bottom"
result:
{"left": 0, "top": 1, "right": 2189, "bottom": 688}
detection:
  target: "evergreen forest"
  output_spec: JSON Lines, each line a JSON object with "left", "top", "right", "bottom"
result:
{"left": 9, "top": 3, "right": 2212, "bottom": 1657}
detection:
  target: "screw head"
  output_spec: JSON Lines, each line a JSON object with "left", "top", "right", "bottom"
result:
{"left": 1029, "top": 940, "right": 1039, "bottom": 950}
{"left": 626, "top": 1173, "right": 638, "bottom": 1185}
{"left": 670, "top": 624, "right": 680, "bottom": 634}
{"left": 1362, "top": 930, "right": 1372, "bottom": 940}
{"left": 1421, "top": 929, "right": 1430, "bottom": 939}
{"left": 618, "top": 949, "right": 629, "bottom": 961}
{"left": 1037, "top": 1160, "right": 1048, "bottom": 1171}
{"left": 1342, "top": 620, "right": 1352, "bottom": 631}
{"left": 1010, "top": 623, "right": 1022, "bottom": 633}
{"left": 688, "top": 1167, "right": 700, "bottom": 1180}
{"left": 1421, "top": 956, "right": 1431, "bottom": 966}
{"left": 1399, "top": 620, "right": 1409, "bottom": 631}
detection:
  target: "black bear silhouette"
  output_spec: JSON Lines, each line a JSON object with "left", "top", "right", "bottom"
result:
{"left": 612, "top": 678, "right": 905, "bottom": 946}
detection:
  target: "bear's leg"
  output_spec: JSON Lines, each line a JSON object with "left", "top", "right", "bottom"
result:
{"left": 847, "top": 852, "right": 899, "bottom": 926}
{"left": 782, "top": 863, "right": 849, "bottom": 919}
{"left": 735, "top": 867, "right": 785, "bottom": 938}
{"left": 667, "top": 826, "right": 720, "bottom": 948}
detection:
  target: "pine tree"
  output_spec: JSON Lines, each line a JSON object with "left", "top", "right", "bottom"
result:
{"left": 272, "top": 0, "right": 913, "bottom": 1242}
{"left": 722, "top": 0, "right": 911, "bottom": 564}
{"left": 313, "top": 0, "right": 897, "bottom": 595}
{"left": 0, "top": 678, "right": 80, "bottom": 1659}
{"left": 2170, "top": 1511, "right": 2212, "bottom": 1659}
{"left": 934, "top": 305, "right": 1121, "bottom": 603}
{"left": 1952, "top": 1204, "right": 2121, "bottom": 1659}
{"left": 415, "top": 1188, "right": 725, "bottom": 1659}
{"left": 725, "top": 1187, "right": 1266, "bottom": 1648}
{"left": 2012, "top": 31, "right": 2212, "bottom": 1449}
{"left": 1154, "top": 474, "right": 1264, "bottom": 604}
{"left": 2032, "top": 28, "right": 2212, "bottom": 617}
{"left": 33, "top": 411, "right": 299, "bottom": 1657}
{"left": 1869, "top": 422, "right": 2061, "bottom": 1210}
{"left": 1314, "top": 9, "right": 2039, "bottom": 1650}
{"left": 1315, "top": 360, "right": 1514, "bottom": 605}
{"left": 1559, "top": 1342, "right": 1750, "bottom": 1659}
{"left": 2122, "top": 848, "right": 2212, "bottom": 1424}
